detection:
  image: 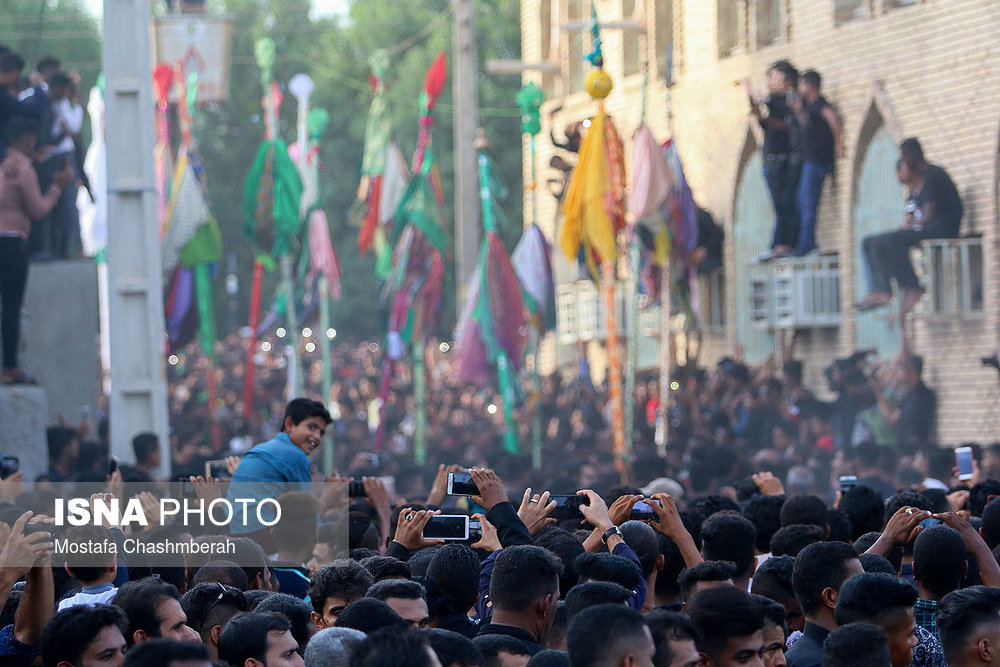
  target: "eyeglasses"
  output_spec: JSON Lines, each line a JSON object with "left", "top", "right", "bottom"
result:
{"left": 194, "top": 583, "right": 227, "bottom": 629}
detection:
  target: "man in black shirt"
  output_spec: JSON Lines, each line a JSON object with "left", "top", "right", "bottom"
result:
{"left": 856, "top": 137, "right": 963, "bottom": 315}
{"left": 793, "top": 69, "right": 844, "bottom": 257}
{"left": 750, "top": 60, "right": 800, "bottom": 259}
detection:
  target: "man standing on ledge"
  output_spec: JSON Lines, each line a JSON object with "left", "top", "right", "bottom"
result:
{"left": 227, "top": 398, "right": 331, "bottom": 551}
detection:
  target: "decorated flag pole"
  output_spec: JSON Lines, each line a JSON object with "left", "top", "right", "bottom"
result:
{"left": 153, "top": 64, "right": 174, "bottom": 238}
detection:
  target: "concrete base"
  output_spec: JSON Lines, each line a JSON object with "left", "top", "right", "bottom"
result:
{"left": 0, "top": 385, "right": 48, "bottom": 481}
{"left": 19, "top": 259, "right": 101, "bottom": 425}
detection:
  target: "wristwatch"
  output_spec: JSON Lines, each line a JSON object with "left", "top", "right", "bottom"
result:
{"left": 601, "top": 526, "right": 623, "bottom": 545}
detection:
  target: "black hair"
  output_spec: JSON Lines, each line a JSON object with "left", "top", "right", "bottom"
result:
{"left": 218, "top": 612, "right": 291, "bottom": 666}
{"left": 527, "top": 648, "right": 571, "bottom": 666}
{"left": 783, "top": 358, "right": 804, "bottom": 384}
{"left": 980, "top": 498, "right": 1000, "bottom": 549}
{"left": 533, "top": 526, "right": 584, "bottom": 597}
{"left": 35, "top": 55, "right": 60, "bottom": 75}
{"left": 750, "top": 555, "right": 796, "bottom": 606}
{"left": 677, "top": 560, "right": 737, "bottom": 603}
{"left": 753, "top": 593, "right": 788, "bottom": 637}
{"left": 350, "top": 626, "right": 436, "bottom": 667}
{"left": 427, "top": 543, "right": 480, "bottom": 616}
{"left": 308, "top": 559, "right": 375, "bottom": 615}
{"left": 406, "top": 545, "right": 442, "bottom": 577}
{"left": 742, "top": 494, "right": 785, "bottom": 553}
{"left": 564, "top": 581, "right": 630, "bottom": 619}
{"left": 192, "top": 559, "right": 249, "bottom": 590}
{"left": 367, "top": 579, "right": 426, "bottom": 602}
{"left": 645, "top": 609, "right": 701, "bottom": 667}
{"left": 620, "top": 520, "right": 660, "bottom": 579}
{"left": 687, "top": 494, "right": 739, "bottom": 521}
{"left": 273, "top": 491, "right": 320, "bottom": 550}
{"left": 801, "top": 69, "right": 821, "bottom": 89}
{"left": 227, "top": 537, "right": 271, "bottom": 590}
{"left": 47, "top": 426, "right": 77, "bottom": 462}
{"left": 546, "top": 601, "right": 569, "bottom": 654}
{"left": 838, "top": 486, "right": 885, "bottom": 540}
{"left": 919, "top": 488, "right": 950, "bottom": 514}
{"left": 899, "top": 137, "right": 925, "bottom": 166}
{"left": 686, "top": 587, "right": 764, "bottom": 662}
{"left": 770, "top": 524, "right": 825, "bottom": 557}
{"left": 348, "top": 547, "right": 381, "bottom": 561}
{"left": 473, "top": 634, "right": 533, "bottom": 665}
{"left": 41, "top": 604, "right": 128, "bottom": 667}
{"left": 566, "top": 604, "right": 650, "bottom": 667}
{"left": 854, "top": 532, "right": 903, "bottom": 573}
{"left": 63, "top": 525, "right": 115, "bottom": 583}
{"left": 792, "top": 541, "right": 860, "bottom": 615}
{"left": 938, "top": 585, "right": 1000, "bottom": 664}
{"left": 361, "top": 555, "right": 412, "bottom": 581}
{"left": 283, "top": 397, "right": 332, "bottom": 426}
{"left": 122, "top": 639, "right": 210, "bottom": 667}
{"left": 426, "top": 628, "right": 484, "bottom": 667}
{"left": 112, "top": 577, "right": 182, "bottom": 646}
{"left": 701, "top": 512, "right": 756, "bottom": 580}
{"left": 255, "top": 593, "right": 315, "bottom": 650}
{"left": 970, "top": 480, "right": 1000, "bottom": 517}
{"left": 179, "top": 582, "right": 248, "bottom": 636}
{"left": 834, "top": 573, "right": 918, "bottom": 626}
{"left": 885, "top": 490, "right": 929, "bottom": 524}
{"left": 573, "top": 552, "right": 641, "bottom": 589}
{"left": 654, "top": 533, "right": 686, "bottom": 600}
{"left": 821, "top": 622, "right": 891, "bottom": 667}
{"left": 131, "top": 432, "right": 159, "bottom": 464}
{"left": 827, "top": 509, "right": 853, "bottom": 543}
{"left": 244, "top": 589, "right": 272, "bottom": 608}
{"left": 859, "top": 553, "right": 898, "bottom": 577}
{"left": 49, "top": 72, "right": 72, "bottom": 89}
{"left": 912, "top": 524, "right": 967, "bottom": 599}
{"left": 0, "top": 51, "right": 25, "bottom": 73}
{"left": 334, "top": 597, "right": 408, "bottom": 633}
{"left": 780, "top": 495, "right": 828, "bottom": 529}
{"left": 490, "top": 545, "right": 563, "bottom": 612}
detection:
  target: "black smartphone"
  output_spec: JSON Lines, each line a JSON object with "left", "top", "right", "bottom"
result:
{"left": 839, "top": 475, "right": 858, "bottom": 493}
{"left": 468, "top": 519, "right": 482, "bottom": 543}
{"left": 23, "top": 523, "right": 59, "bottom": 537}
{"left": 348, "top": 480, "right": 367, "bottom": 498}
{"left": 549, "top": 494, "right": 590, "bottom": 520}
{"left": 108, "top": 456, "right": 119, "bottom": 476}
{"left": 0, "top": 456, "right": 19, "bottom": 480}
{"left": 205, "top": 459, "right": 229, "bottom": 480}
{"left": 630, "top": 499, "right": 662, "bottom": 521}
{"left": 447, "top": 472, "right": 479, "bottom": 496}
{"left": 422, "top": 515, "right": 470, "bottom": 540}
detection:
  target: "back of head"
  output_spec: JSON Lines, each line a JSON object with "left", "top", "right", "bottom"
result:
{"left": 0, "top": 51, "right": 25, "bottom": 74}
{"left": 41, "top": 604, "right": 128, "bottom": 667}
{"left": 838, "top": 486, "right": 885, "bottom": 540}
{"left": 573, "top": 552, "right": 640, "bottom": 589}
{"left": 527, "top": 649, "right": 571, "bottom": 667}
{"left": 304, "top": 627, "right": 366, "bottom": 667}
{"left": 122, "top": 639, "right": 210, "bottom": 667}
{"left": 334, "top": 597, "right": 407, "bottom": 633}
{"left": 63, "top": 525, "right": 115, "bottom": 583}
{"left": 490, "top": 545, "right": 563, "bottom": 613}
{"left": 899, "top": 137, "right": 924, "bottom": 166}
{"left": 474, "top": 634, "right": 533, "bottom": 667}
{"left": 970, "top": 480, "right": 1000, "bottom": 517}
{"left": 644, "top": 609, "right": 701, "bottom": 667}
{"left": 980, "top": 498, "right": 1000, "bottom": 549}
{"left": 427, "top": 543, "right": 480, "bottom": 616}
{"left": 179, "top": 582, "right": 248, "bottom": 637}
{"left": 360, "top": 555, "right": 411, "bottom": 581}
{"left": 801, "top": 69, "right": 821, "bottom": 90}
{"left": 131, "top": 432, "right": 159, "bottom": 465}
{"left": 769, "top": 524, "right": 825, "bottom": 557}
{"left": 912, "top": 524, "right": 966, "bottom": 599}
{"left": 700, "top": 512, "right": 756, "bottom": 581}
{"left": 534, "top": 527, "right": 585, "bottom": 597}
{"left": 348, "top": 626, "right": 436, "bottom": 667}
{"left": 217, "top": 611, "right": 292, "bottom": 667}
{"left": 566, "top": 604, "right": 650, "bottom": 667}
{"left": 791, "top": 541, "right": 860, "bottom": 616}
{"left": 686, "top": 587, "right": 764, "bottom": 663}
{"left": 859, "top": 553, "right": 898, "bottom": 576}
{"left": 655, "top": 533, "right": 686, "bottom": 600}
{"left": 620, "top": 520, "right": 659, "bottom": 579}
{"left": 255, "top": 592, "right": 315, "bottom": 649}
{"left": 47, "top": 426, "right": 77, "bottom": 462}
{"left": 308, "top": 559, "right": 375, "bottom": 615}
{"left": 780, "top": 495, "right": 828, "bottom": 529}
{"left": 678, "top": 560, "right": 737, "bottom": 603}
{"left": 750, "top": 555, "right": 796, "bottom": 607}
{"left": 193, "top": 559, "right": 249, "bottom": 590}
{"left": 938, "top": 585, "right": 1000, "bottom": 665}
{"left": 834, "top": 573, "right": 918, "bottom": 626}
{"left": 564, "top": 581, "right": 630, "bottom": 619}
{"left": 742, "top": 494, "right": 785, "bottom": 553}
{"left": 821, "top": 622, "right": 891, "bottom": 667}
{"left": 366, "top": 579, "right": 425, "bottom": 603}
{"left": 112, "top": 577, "right": 181, "bottom": 645}
{"left": 425, "top": 628, "right": 484, "bottom": 667}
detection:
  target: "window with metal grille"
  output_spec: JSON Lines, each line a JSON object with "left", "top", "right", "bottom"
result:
{"left": 885, "top": 0, "right": 920, "bottom": 10}
{"left": 920, "top": 237, "right": 984, "bottom": 314}
{"left": 834, "top": 0, "right": 869, "bottom": 25}
{"left": 621, "top": 0, "right": 640, "bottom": 77}
{"left": 701, "top": 269, "right": 727, "bottom": 332}
{"left": 718, "top": 0, "right": 743, "bottom": 57}
{"left": 755, "top": 0, "right": 784, "bottom": 47}
{"left": 540, "top": 0, "right": 555, "bottom": 96}
{"left": 654, "top": 0, "right": 674, "bottom": 81}
{"left": 566, "top": 0, "right": 585, "bottom": 92}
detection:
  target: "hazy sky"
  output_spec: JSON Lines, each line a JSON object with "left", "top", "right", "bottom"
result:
{"left": 85, "top": 0, "right": 351, "bottom": 19}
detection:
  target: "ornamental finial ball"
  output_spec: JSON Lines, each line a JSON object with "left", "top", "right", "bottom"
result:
{"left": 586, "top": 69, "right": 613, "bottom": 100}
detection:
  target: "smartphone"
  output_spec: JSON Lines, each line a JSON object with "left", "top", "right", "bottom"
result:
{"left": 468, "top": 519, "right": 482, "bottom": 543}
{"left": 176, "top": 476, "right": 196, "bottom": 497}
{"left": 919, "top": 517, "right": 942, "bottom": 529}
{"left": 549, "top": 494, "right": 590, "bottom": 521}
{"left": 23, "top": 523, "right": 59, "bottom": 537}
{"left": 839, "top": 475, "right": 858, "bottom": 493}
{"left": 447, "top": 472, "right": 480, "bottom": 496}
{"left": 423, "top": 515, "right": 470, "bottom": 541}
{"left": 0, "top": 456, "right": 19, "bottom": 480}
{"left": 204, "top": 459, "right": 229, "bottom": 480}
{"left": 108, "top": 456, "right": 119, "bottom": 476}
{"left": 956, "top": 446, "right": 975, "bottom": 481}
{"left": 631, "top": 499, "right": 662, "bottom": 521}
{"left": 348, "top": 480, "right": 367, "bottom": 498}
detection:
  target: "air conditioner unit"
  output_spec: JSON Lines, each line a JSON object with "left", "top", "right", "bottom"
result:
{"left": 919, "top": 236, "right": 983, "bottom": 314}
{"left": 750, "top": 255, "right": 841, "bottom": 330}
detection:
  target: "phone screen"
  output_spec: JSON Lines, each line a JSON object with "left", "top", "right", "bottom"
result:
{"left": 448, "top": 472, "right": 479, "bottom": 496}
{"left": 956, "top": 447, "right": 974, "bottom": 480}
{"left": 550, "top": 494, "right": 590, "bottom": 520}
{"left": 0, "top": 456, "right": 19, "bottom": 479}
{"left": 206, "top": 460, "right": 229, "bottom": 480}
{"left": 423, "top": 515, "right": 469, "bottom": 540}
{"left": 630, "top": 499, "right": 662, "bottom": 521}
{"left": 839, "top": 475, "right": 858, "bottom": 493}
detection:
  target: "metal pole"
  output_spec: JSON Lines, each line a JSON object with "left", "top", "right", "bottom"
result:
{"left": 319, "top": 276, "right": 334, "bottom": 474}
{"left": 103, "top": 0, "right": 169, "bottom": 477}
{"left": 452, "top": 0, "right": 481, "bottom": 314}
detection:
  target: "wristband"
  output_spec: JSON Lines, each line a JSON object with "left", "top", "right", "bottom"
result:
{"left": 601, "top": 526, "right": 623, "bottom": 545}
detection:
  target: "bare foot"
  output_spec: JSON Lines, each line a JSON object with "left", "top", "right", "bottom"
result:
{"left": 900, "top": 287, "right": 926, "bottom": 315}
{"left": 855, "top": 292, "right": 892, "bottom": 312}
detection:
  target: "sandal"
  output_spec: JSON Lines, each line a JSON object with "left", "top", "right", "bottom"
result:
{"left": 854, "top": 294, "right": 891, "bottom": 312}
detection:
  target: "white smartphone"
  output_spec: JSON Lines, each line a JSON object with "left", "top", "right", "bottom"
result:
{"left": 956, "top": 446, "right": 975, "bottom": 481}
{"left": 422, "top": 515, "right": 470, "bottom": 541}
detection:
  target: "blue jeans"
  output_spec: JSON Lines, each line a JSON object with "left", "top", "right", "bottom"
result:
{"left": 795, "top": 160, "right": 831, "bottom": 255}
{"left": 763, "top": 157, "right": 800, "bottom": 249}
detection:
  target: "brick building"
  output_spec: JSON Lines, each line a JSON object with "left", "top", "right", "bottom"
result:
{"left": 520, "top": 0, "right": 1000, "bottom": 443}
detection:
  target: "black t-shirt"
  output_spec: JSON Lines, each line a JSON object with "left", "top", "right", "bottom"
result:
{"left": 897, "top": 382, "right": 936, "bottom": 448}
{"left": 909, "top": 164, "right": 963, "bottom": 237}
{"left": 801, "top": 95, "right": 835, "bottom": 165}
{"left": 761, "top": 94, "right": 793, "bottom": 157}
